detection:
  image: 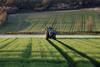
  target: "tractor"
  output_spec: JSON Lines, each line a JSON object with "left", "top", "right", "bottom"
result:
{"left": 46, "top": 27, "right": 57, "bottom": 40}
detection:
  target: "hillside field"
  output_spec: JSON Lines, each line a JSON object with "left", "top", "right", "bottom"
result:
{"left": 0, "top": 10, "right": 100, "bottom": 67}
{"left": 0, "top": 38, "right": 100, "bottom": 67}
{"left": 0, "top": 10, "right": 100, "bottom": 34}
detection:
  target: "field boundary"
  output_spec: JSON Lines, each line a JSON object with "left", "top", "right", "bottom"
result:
{"left": 0, "top": 35, "right": 100, "bottom": 38}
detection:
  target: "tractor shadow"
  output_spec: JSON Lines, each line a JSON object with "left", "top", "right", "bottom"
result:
{"left": 55, "top": 39, "right": 100, "bottom": 67}
{"left": 47, "top": 39, "right": 74, "bottom": 67}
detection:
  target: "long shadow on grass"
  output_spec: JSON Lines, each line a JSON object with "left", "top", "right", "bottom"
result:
{"left": 56, "top": 40, "right": 100, "bottom": 67}
{"left": 20, "top": 39, "right": 32, "bottom": 67}
{"left": 47, "top": 39, "right": 74, "bottom": 67}
{"left": 22, "top": 41, "right": 32, "bottom": 59}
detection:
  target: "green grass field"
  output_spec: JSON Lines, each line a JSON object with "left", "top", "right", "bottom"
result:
{"left": 0, "top": 38, "right": 100, "bottom": 67}
{"left": 0, "top": 10, "right": 100, "bottom": 67}
{"left": 0, "top": 10, "right": 100, "bottom": 34}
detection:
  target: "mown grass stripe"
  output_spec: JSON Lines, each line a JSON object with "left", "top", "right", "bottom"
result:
{"left": 0, "top": 39, "right": 17, "bottom": 49}
{"left": 57, "top": 39, "right": 99, "bottom": 67}
{"left": 51, "top": 39, "right": 94, "bottom": 67}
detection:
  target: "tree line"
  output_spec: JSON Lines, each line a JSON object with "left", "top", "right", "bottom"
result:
{"left": 0, "top": 0, "right": 100, "bottom": 10}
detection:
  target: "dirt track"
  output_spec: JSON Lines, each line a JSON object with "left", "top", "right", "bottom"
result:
{"left": 0, "top": 35, "right": 100, "bottom": 38}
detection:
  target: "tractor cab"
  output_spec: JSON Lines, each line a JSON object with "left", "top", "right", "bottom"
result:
{"left": 46, "top": 27, "right": 56, "bottom": 40}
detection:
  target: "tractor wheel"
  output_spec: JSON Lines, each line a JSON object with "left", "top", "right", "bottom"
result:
{"left": 53, "top": 35, "right": 56, "bottom": 40}
{"left": 46, "top": 32, "right": 49, "bottom": 40}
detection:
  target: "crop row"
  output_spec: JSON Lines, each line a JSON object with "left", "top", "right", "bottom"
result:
{"left": 0, "top": 11, "right": 100, "bottom": 34}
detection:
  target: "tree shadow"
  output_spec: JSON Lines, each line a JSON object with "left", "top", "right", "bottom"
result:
{"left": 22, "top": 42, "right": 32, "bottom": 59}
{"left": 56, "top": 39, "right": 100, "bottom": 67}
